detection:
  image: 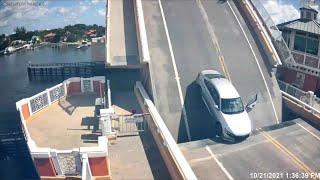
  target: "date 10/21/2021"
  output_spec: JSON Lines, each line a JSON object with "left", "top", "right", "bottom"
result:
{"left": 249, "top": 172, "right": 320, "bottom": 179}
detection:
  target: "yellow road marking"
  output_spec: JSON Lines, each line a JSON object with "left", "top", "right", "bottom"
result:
{"left": 218, "top": 55, "right": 231, "bottom": 82}
{"left": 297, "top": 123, "right": 320, "bottom": 141}
{"left": 259, "top": 129, "right": 317, "bottom": 179}
{"left": 196, "top": 0, "right": 232, "bottom": 82}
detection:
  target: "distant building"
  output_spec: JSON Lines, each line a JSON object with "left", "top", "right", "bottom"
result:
{"left": 277, "top": 5, "right": 320, "bottom": 96}
{"left": 91, "top": 36, "right": 105, "bottom": 62}
{"left": 44, "top": 32, "right": 56, "bottom": 42}
{"left": 85, "top": 29, "right": 97, "bottom": 38}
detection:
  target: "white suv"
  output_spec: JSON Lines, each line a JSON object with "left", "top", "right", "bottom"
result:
{"left": 196, "top": 70, "right": 257, "bottom": 141}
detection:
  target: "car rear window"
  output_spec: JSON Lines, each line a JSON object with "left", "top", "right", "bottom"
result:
{"left": 205, "top": 74, "right": 225, "bottom": 79}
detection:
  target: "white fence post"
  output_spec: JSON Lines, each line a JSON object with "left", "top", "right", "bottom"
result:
{"left": 64, "top": 80, "right": 68, "bottom": 96}
{"left": 100, "top": 114, "right": 112, "bottom": 136}
{"left": 46, "top": 89, "right": 52, "bottom": 105}
{"left": 90, "top": 77, "right": 94, "bottom": 93}
{"left": 50, "top": 150, "right": 63, "bottom": 175}
{"left": 306, "top": 91, "right": 315, "bottom": 106}
{"left": 107, "top": 79, "right": 111, "bottom": 108}
{"left": 82, "top": 154, "right": 93, "bottom": 180}
{"left": 80, "top": 77, "right": 84, "bottom": 93}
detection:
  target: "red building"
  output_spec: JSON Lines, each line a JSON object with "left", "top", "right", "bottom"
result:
{"left": 277, "top": 5, "right": 320, "bottom": 96}
{"left": 43, "top": 32, "right": 56, "bottom": 42}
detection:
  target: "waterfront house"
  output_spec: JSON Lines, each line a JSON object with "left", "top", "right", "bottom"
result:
{"left": 277, "top": 5, "right": 320, "bottom": 97}
{"left": 85, "top": 29, "right": 97, "bottom": 38}
{"left": 44, "top": 32, "right": 56, "bottom": 42}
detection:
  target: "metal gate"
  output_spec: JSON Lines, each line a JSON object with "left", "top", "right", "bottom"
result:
{"left": 81, "top": 78, "right": 93, "bottom": 93}
{"left": 111, "top": 113, "right": 148, "bottom": 136}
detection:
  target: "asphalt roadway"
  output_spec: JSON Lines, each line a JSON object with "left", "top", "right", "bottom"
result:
{"left": 179, "top": 119, "right": 320, "bottom": 179}
{"left": 142, "top": 0, "right": 282, "bottom": 143}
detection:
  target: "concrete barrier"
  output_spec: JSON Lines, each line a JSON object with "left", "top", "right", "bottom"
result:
{"left": 282, "top": 91, "right": 320, "bottom": 127}
{"left": 133, "top": 0, "right": 150, "bottom": 64}
{"left": 135, "top": 82, "right": 197, "bottom": 180}
{"left": 234, "top": 0, "right": 281, "bottom": 67}
{"left": 106, "top": 0, "right": 111, "bottom": 66}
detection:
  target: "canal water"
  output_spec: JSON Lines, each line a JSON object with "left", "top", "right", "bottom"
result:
{"left": 0, "top": 45, "right": 92, "bottom": 129}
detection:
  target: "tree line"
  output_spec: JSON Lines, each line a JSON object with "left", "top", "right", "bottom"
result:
{"left": 0, "top": 24, "right": 105, "bottom": 51}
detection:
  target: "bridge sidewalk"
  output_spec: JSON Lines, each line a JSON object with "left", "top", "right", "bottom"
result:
{"left": 108, "top": 89, "right": 170, "bottom": 179}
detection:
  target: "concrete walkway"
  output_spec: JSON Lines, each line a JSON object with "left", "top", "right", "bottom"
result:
{"left": 108, "top": 90, "right": 170, "bottom": 179}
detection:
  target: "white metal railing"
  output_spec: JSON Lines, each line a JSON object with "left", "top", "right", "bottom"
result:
{"left": 16, "top": 76, "right": 105, "bottom": 116}
{"left": 249, "top": 0, "right": 295, "bottom": 65}
{"left": 134, "top": 81, "right": 197, "bottom": 180}
{"left": 278, "top": 80, "right": 320, "bottom": 111}
{"left": 282, "top": 91, "right": 320, "bottom": 117}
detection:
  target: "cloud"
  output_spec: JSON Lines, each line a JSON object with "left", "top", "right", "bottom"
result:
{"left": 0, "top": 0, "right": 105, "bottom": 34}
{"left": 262, "top": 0, "right": 300, "bottom": 24}
{"left": 57, "top": 7, "right": 70, "bottom": 15}
{"left": 98, "top": 9, "right": 105, "bottom": 16}
{"left": 79, "top": 5, "right": 89, "bottom": 13}
{"left": 92, "top": 0, "right": 103, "bottom": 5}
{"left": 0, "top": 20, "right": 9, "bottom": 27}
{"left": 0, "top": 0, "right": 49, "bottom": 20}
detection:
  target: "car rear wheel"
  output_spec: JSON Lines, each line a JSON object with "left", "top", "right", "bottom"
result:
{"left": 215, "top": 122, "right": 222, "bottom": 138}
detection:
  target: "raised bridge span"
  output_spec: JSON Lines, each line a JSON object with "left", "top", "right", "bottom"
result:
{"left": 107, "top": 0, "right": 320, "bottom": 179}
{"left": 142, "top": 0, "right": 282, "bottom": 142}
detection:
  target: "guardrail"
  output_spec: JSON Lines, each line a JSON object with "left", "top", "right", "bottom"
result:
{"left": 134, "top": 81, "right": 197, "bottom": 180}
{"left": 235, "top": 0, "right": 282, "bottom": 66}
{"left": 106, "top": 0, "right": 111, "bottom": 66}
{"left": 28, "top": 61, "right": 105, "bottom": 68}
{"left": 248, "top": 0, "right": 294, "bottom": 66}
{"left": 277, "top": 80, "right": 320, "bottom": 108}
{"left": 282, "top": 91, "right": 320, "bottom": 117}
{"left": 134, "top": 0, "right": 150, "bottom": 64}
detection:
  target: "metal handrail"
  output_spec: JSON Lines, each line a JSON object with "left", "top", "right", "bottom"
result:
{"left": 28, "top": 61, "right": 105, "bottom": 68}
{"left": 249, "top": 0, "right": 296, "bottom": 65}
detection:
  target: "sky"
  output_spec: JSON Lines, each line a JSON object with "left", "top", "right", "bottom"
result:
{"left": 0, "top": 0, "right": 319, "bottom": 35}
{"left": 0, "top": 0, "right": 106, "bottom": 35}
{"left": 261, "top": 0, "right": 320, "bottom": 24}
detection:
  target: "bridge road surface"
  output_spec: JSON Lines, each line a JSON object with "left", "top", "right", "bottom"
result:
{"left": 142, "top": 0, "right": 282, "bottom": 143}
{"left": 179, "top": 119, "right": 320, "bottom": 179}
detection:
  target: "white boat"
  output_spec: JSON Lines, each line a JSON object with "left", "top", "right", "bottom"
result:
{"left": 4, "top": 46, "right": 16, "bottom": 55}
{"left": 76, "top": 41, "right": 90, "bottom": 49}
{"left": 23, "top": 44, "right": 32, "bottom": 49}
